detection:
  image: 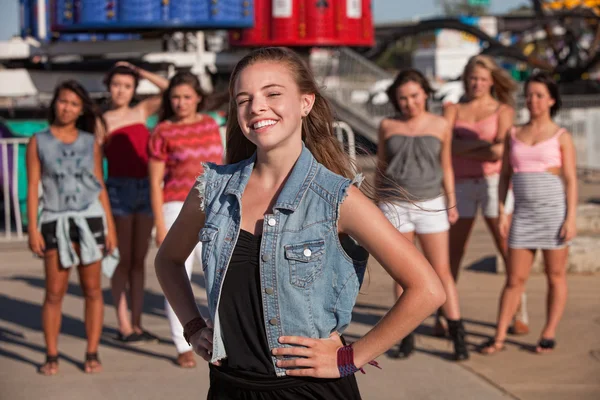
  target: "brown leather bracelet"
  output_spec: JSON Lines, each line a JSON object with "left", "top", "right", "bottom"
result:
{"left": 183, "top": 317, "right": 206, "bottom": 346}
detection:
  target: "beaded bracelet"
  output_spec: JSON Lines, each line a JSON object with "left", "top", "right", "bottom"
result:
{"left": 337, "top": 345, "right": 381, "bottom": 377}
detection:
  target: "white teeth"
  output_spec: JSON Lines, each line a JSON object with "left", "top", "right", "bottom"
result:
{"left": 252, "top": 120, "right": 277, "bottom": 129}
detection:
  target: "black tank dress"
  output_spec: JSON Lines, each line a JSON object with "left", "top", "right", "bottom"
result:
{"left": 207, "top": 229, "right": 361, "bottom": 400}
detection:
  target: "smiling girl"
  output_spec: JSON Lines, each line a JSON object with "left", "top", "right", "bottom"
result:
{"left": 155, "top": 47, "right": 446, "bottom": 399}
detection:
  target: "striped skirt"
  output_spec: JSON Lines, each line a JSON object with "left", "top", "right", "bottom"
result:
{"left": 509, "top": 172, "right": 567, "bottom": 250}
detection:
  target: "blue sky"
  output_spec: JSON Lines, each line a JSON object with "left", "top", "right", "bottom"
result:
{"left": 0, "top": 0, "right": 527, "bottom": 40}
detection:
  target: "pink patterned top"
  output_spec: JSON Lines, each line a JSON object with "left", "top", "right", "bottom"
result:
{"left": 452, "top": 110, "right": 503, "bottom": 179}
{"left": 149, "top": 116, "right": 224, "bottom": 203}
{"left": 509, "top": 127, "right": 564, "bottom": 173}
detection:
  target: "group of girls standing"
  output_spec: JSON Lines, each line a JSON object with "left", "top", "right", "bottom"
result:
{"left": 378, "top": 55, "right": 577, "bottom": 361}
{"left": 27, "top": 62, "right": 224, "bottom": 375}
{"left": 25, "top": 46, "right": 576, "bottom": 400}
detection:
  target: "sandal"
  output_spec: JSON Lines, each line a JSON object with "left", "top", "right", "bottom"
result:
{"left": 39, "top": 354, "right": 59, "bottom": 376}
{"left": 536, "top": 338, "right": 556, "bottom": 354}
{"left": 176, "top": 350, "right": 197, "bottom": 368}
{"left": 480, "top": 338, "right": 505, "bottom": 355}
{"left": 84, "top": 352, "right": 103, "bottom": 374}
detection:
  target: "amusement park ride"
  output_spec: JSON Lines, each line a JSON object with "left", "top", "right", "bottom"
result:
{"left": 0, "top": 0, "right": 599, "bottom": 106}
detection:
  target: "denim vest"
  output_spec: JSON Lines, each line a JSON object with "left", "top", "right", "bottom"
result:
{"left": 196, "top": 145, "right": 368, "bottom": 376}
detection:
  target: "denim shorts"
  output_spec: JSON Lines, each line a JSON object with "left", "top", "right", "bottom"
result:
{"left": 106, "top": 177, "right": 152, "bottom": 217}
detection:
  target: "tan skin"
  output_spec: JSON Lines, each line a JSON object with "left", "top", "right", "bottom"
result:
{"left": 443, "top": 65, "right": 515, "bottom": 282}
{"left": 148, "top": 83, "right": 206, "bottom": 368}
{"left": 101, "top": 62, "right": 169, "bottom": 337}
{"left": 376, "top": 81, "right": 462, "bottom": 323}
{"left": 483, "top": 82, "right": 577, "bottom": 355}
{"left": 155, "top": 61, "right": 446, "bottom": 378}
{"left": 26, "top": 89, "right": 117, "bottom": 375}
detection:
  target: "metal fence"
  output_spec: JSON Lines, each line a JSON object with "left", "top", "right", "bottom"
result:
{"left": 1, "top": 137, "right": 28, "bottom": 241}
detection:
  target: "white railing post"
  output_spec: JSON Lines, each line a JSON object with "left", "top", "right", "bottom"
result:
{"left": 12, "top": 142, "right": 23, "bottom": 238}
{"left": 2, "top": 141, "right": 10, "bottom": 240}
{"left": 1, "top": 138, "right": 29, "bottom": 242}
{"left": 333, "top": 121, "right": 357, "bottom": 163}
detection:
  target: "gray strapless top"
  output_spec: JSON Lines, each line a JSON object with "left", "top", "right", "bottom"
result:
{"left": 383, "top": 135, "right": 443, "bottom": 200}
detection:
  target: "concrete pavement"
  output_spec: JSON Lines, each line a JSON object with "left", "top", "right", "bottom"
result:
{"left": 1, "top": 215, "right": 599, "bottom": 399}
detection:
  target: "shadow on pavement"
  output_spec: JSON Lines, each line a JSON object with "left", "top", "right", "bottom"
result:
{"left": 465, "top": 256, "right": 498, "bottom": 274}
{"left": 0, "top": 293, "right": 184, "bottom": 370}
{"left": 8, "top": 275, "right": 166, "bottom": 319}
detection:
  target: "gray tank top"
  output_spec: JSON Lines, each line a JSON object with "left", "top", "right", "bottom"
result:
{"left": 36, "top": 129, "right": 102, "bottom": 212}
{"left": 383, "top": 135, "right": 443, "bottom": 200}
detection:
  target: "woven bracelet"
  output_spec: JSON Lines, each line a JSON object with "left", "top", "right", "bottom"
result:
{"left": 337, "top": 345, "right": 382, "bottom": 378}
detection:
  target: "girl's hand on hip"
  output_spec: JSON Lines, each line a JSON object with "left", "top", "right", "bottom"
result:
{"left": 273, "top": 332, "right": 344, "bottom": 378}
{"left": 190, "top": 319, "right": 220, "bottom": 366}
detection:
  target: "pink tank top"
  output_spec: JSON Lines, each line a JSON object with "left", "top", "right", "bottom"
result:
{"left": 452, "top": 111, "right": 502, "bottom": 180}
{"left": 510, "top": 127, "right": 564, "bottom": 173}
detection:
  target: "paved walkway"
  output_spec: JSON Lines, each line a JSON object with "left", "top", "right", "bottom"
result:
{"left": 1, "top": 216, "right": 599, "bottom": 399}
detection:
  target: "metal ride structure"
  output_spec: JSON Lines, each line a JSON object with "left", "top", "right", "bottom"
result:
{"left": 367, "top": 0, "right": 600, "bottom": 84}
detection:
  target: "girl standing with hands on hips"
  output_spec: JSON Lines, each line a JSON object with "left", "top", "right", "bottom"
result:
{"left": 481, "top": 72, "right": 577, "bottom": 355}
{"left": 149, "top": 72, "right": 224, "bottom": 368}
{"left": 27, "top": 80, "right": 117, "bottom": 375}
{"left": 101, "top": 62, "right": 169, "bottom": 344}
{"left": 155, "top": 47, "right": 446, "bottom": 399}
{"left": 377, "top": 69, "right": 467, "bottom": 361}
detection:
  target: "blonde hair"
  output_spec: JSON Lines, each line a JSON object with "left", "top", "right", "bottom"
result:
{"left": 463, "top": 55, "right": 517, "bottom": 106}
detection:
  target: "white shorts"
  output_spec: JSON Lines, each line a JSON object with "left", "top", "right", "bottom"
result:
{"left": 380, "top": 196, "right": 450, "bottom": 234}
{"left": 455, "top": 174, "right": 514, "bottom": 219}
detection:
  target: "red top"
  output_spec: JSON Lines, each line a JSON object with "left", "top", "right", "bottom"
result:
{"left": 104, "top": 123, "right": 151, "bottom": 179}
{"left": 148, "top": 116, "right": 223, "bottom": 203}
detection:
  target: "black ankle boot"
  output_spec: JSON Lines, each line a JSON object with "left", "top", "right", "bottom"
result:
{"left": 448, "top": 319, "right": 469, "bottom": 361}
{"left": 389, "top": 333, "right": 415, "bottom": 359}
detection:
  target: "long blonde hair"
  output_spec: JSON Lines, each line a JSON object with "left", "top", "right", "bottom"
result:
{"left": 463, "top": 55, "right": 517, "bottom": 106}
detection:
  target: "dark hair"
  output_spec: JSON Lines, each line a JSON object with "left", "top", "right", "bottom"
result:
{"left": 385, "top": 69, "right": 434, "bottom": 114}
{"left": 103, "top": 65, "right": 140, "bottom": 90}
{"left": 524, "top": 71, "right": 562, "bottom": 117}
{"left": 48, "top": 80, "right": 106, "bottom": 135}
{"left": 159, "top": 71, "right": 207, "bottom": 122}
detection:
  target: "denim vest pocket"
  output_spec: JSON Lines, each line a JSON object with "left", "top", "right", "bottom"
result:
{"left": 199, "top": 225, "right": 219, "bottom": 271}
{"left": 284, "top": 239, "right": 325, "bottom": 288}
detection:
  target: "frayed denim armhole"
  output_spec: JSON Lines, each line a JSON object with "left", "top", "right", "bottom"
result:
{"left": 195, "top": 162, "right": 210, "bottom": 212}
{"left": 337, "top": 173, "right": 365, "bottom": 226}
